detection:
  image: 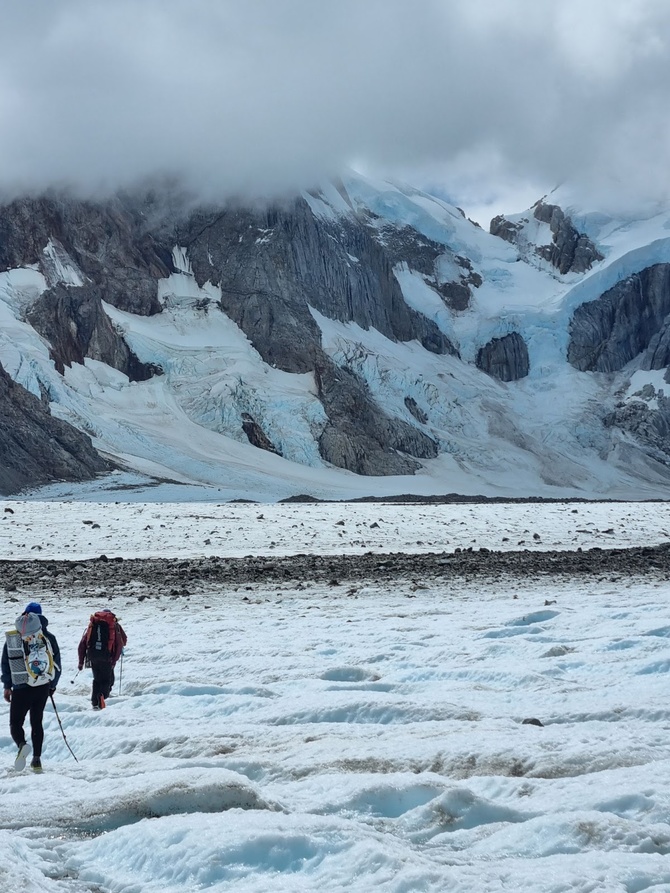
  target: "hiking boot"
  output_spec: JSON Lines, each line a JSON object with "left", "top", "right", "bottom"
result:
{"left": 99, "top": 695, "right": 106, "bottom": 710}
{"left": 30, "top": 757, "right": 43, "bottom": 774}
{"left": 14, "top": 742, "right": 31, "bottom": 771}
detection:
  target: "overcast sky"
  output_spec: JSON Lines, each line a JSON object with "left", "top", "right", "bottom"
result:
{"left": 2, "top": 0, "right": 670, "bottom": 222}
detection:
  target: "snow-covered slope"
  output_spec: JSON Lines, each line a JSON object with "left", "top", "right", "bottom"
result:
{"left": 3, "top": 174, "right": 670, "bottom": 500}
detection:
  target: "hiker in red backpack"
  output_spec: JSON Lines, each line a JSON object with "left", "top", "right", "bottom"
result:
{"left": 77, "top": 609, "right": 127, "bottom": 710}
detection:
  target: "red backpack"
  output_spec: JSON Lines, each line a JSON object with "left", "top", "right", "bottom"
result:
{"left": 85, "top": 612, "right": 117, "bottom": 666}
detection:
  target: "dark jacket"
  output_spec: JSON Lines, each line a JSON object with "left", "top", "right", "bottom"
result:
{"left": 77, "top": 611, "right": 127, "bottom": 669}
{"left": 1, "top": 615, "right": 61, "bottom": 691}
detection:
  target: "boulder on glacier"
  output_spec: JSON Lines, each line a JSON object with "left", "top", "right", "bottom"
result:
{"left": 476, "top": 333, "right": 530, "bottom": 382}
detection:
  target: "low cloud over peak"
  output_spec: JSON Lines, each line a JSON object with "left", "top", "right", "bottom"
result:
{"left": 2, "top": 0, "right": 670, "bottom": 215}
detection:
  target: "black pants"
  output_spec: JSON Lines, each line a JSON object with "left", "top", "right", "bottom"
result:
{"left": 9, "top": 685, "right": 50, "bottom": 758}
{"left": 91, "top": 663, "right": 115, "bottom": 706}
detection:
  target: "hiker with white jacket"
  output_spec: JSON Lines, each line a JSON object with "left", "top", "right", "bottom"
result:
{"left": 1, "top": 601, "right": 61, "bottom": 773}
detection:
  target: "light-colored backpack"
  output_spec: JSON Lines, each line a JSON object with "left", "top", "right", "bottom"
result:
{"left": 5, "top": 613, "right": 57, "bottom": 687}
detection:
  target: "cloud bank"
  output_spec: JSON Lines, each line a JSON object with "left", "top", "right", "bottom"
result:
{"left": 2, "top": 0, "right": 670, "bottom": 214}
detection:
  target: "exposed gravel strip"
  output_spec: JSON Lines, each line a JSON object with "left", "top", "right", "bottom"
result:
{"left": 2, "top": 543, "right": 669, "bottom": 596}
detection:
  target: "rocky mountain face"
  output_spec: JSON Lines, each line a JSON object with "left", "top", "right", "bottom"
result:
{"left": 564, "top": 263, "right": 670, "bottom": 470}
{"left": 171, "top": 197, "right": 451, "bottom": 475}
{"left": 491, "top": 200, "right": 603, "bottom": 274}
{"left": 604, "top": 395, "right": 670, "bottom": 472}
{"left": 568, "top": 265, "right": 670, "bottom": 373}
{"left": 3, "top": 176, "right": 670, "bottom": 497}
{"left": 0, "top": 186, "right": 455, "bottom": 489}
{"left": 0, "top": 361, "right": 109, "bottom": 495}
{"left": 0, "top": 194, "right": 171, "bottom": 313}
{"left": 27, "top": 283, "right": 162, "bottom": 379}
{"left": 178, "top": 199, "right": 457, "bottom": 367}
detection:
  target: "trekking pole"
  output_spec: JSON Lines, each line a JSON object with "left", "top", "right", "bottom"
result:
{"left": 70, "top": 669, "right": 81, "bottom": 685}
{"left": 49, "top": 693, "right": 79, "bottom": 763}
{"left": 118, "top": 653, "right": 123, "bottom": 696}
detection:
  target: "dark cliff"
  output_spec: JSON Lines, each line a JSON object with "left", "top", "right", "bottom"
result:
{"left": 476, "top": 333, "right": 530, "bottom": 382}
{"left": 490, "top": 201, "right": 602, "bottom": 275}
{"left": 532, "top": 202, "right": 603, "bottom": 275}
{"left": 0, "top": 361, "right": 110, "bottom": 495}
{"left": 568, "top": 265, "right": 670, "bottom": 372}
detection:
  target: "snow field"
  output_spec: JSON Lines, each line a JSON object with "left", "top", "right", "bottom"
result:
{"left": 3, "top": 499, "right": 670, "bottom": 561}
{"left": 1, "top": 519, "right": 670, "bottom": 892}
